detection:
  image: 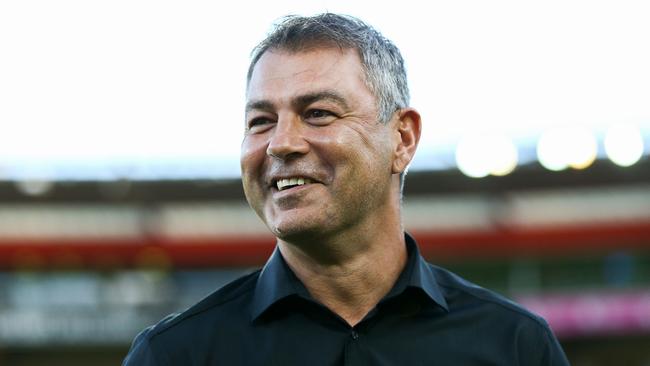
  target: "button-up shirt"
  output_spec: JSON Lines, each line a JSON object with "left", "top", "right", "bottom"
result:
{"left": 123, "top": 233, "right": 569, "bottom": 365}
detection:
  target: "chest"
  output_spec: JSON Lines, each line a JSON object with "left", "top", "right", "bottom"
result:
{"left": 172, "top": 313, "right": 518, "bottom": 366}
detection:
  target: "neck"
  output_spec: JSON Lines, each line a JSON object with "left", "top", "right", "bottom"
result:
{"left": 278, "top": 217, "right": 407, "bottom": 326}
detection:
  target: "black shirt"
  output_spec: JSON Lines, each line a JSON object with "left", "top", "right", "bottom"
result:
{"left": 123, "top": 234, "right": 570, "bottom": 365}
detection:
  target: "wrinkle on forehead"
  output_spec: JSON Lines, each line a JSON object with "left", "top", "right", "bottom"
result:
{"left": 246, "top": 48, "right": 364, "bottom": 99}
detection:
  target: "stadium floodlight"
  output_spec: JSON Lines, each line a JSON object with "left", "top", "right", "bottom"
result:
{"left": 537, "top": 127, "right": 597, "bottom": 171}
{"left": 604, "top": 124, "right": 645, "bottom": 167}
{"left": 455, "top": 133, "right": 518, "bottom": 178}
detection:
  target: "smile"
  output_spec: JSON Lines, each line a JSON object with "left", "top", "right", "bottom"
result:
{"left": 276, "top": 177, "right": 313, "bottom": 191}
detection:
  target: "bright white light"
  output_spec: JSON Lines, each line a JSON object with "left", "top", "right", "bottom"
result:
{"left": 455, "top": 133, "right": 518, "bottom": 178}
{"left": 487, "top": 135, "right": 518, "bottom": 176}
{"left": 604, "top": 124, "right": 645, "bottom": 167}
{"left": 456, "top": 135, "right": 491, "bottom": 178}
{"left": 566, "top": 128, "right": 598, "bottom": 170}
{"left": 537, "top": 127, "right": 598, "bottom": 171}
{"left": 537, "top": 129, "right": 571, "bottom": 171}
{"left": 1, "top": 1, "right": 650, "bottom": 179}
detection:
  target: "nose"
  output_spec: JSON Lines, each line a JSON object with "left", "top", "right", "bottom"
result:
{"left": 266, "top": 115, "right": 309, "bottom": 159}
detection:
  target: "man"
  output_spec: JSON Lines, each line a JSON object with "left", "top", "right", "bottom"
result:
{"left": 124, "top": 13, "right": 570, "bottom": 365}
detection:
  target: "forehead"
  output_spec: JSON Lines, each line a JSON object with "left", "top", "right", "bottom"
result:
{"left": 246, "top": 48, "right": 370, "bottom": 103}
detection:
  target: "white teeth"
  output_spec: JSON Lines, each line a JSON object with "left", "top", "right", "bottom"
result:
{"left": 276, "top": 177, "right": 313, "bottom": 191}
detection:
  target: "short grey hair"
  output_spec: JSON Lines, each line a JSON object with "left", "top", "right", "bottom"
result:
{"left": 246, "top": 13, "right": 410, "bottom": 125}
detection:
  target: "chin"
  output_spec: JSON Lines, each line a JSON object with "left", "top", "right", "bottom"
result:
{"left": 265, "top": 206, "right": 339, "bottom": 243}
{"left": 272, "top": 222, "right": 313, "bottom": 239}
{"left": 269, "top": 219, "right": 326, "bottom": 244}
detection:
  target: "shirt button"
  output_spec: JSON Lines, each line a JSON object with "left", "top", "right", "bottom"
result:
{"left": 350, "top": 330, "right": 359, "bottom": 340}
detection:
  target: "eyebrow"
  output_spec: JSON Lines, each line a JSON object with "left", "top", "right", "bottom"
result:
{"left": 245, "top": 90, "right": 350, "bottom": 113}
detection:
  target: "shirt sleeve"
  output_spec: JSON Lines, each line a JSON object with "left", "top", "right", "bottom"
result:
{"left": 539, "top": 324, "right": 571, "bottom": 366}
{"left": 122, "top": 327, "right": 166, "bottom": 366}
{"left": 518, "top": 317, "right": 570, "bottom": 366}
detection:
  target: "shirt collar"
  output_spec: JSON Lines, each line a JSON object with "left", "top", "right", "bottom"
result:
{"left": 250, "top": 232, "right": 448, "bottom": 322}
{"left": 250, "top": 248, "right": 306, "bottom": 321}
{"left": 399, "top": 232, "right": 449, "bottom": 311}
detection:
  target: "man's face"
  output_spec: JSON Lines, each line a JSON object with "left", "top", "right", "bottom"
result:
{"left": 241, "top": 48, "right": 397, "bottom": 242}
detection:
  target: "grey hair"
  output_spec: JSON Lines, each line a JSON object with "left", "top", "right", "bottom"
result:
{"left": 246, "top": 13, "right": 410, "bottom": 125}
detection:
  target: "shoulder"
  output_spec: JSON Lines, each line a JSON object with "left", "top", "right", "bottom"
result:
{"left": 430, "top": 264, "right": 568, "bottom": 366}
{"left": 123, "top": 270, "right": 261, "bottom": 366}
{"left": 431, "top": 263, "right": 547, "bottom": 325}
{"left": 429, "top": 264, "right": 569, "bottom": 364}
{"left": 429, "top": 264, "right": 554, "bottom": 340}
{"left": 149, "top": 269, "right": 259, "bottom": 337}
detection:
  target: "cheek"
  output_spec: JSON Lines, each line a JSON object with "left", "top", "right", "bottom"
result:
{"left": 337, "top": 129, "right": 392, "bottom": 169}
{"left": 240, "top": 137, "right": 267, "bottom": 172}
{"left": 240, "top": 137, "right": 270, "bottom": 202}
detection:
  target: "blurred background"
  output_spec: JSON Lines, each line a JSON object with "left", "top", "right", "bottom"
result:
{"left": 1, "top": 1, "right": 650, "bottom": 365}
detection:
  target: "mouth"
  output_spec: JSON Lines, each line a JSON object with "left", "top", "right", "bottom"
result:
{"left": 275, "top": 177, "right": 314, "bottom": 191}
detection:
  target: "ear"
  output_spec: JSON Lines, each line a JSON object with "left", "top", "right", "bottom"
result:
{"left": 391, "top": 108, "right": 422, "bottom": 175}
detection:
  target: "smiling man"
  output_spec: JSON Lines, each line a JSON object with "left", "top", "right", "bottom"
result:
{"left": 123, "top": 13, "right": 570, "bottom": 365}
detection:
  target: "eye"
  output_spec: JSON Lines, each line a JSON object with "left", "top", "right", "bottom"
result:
{"left": 304, "top": 109, "right": 336, "bottom": 124}
{"left": 246, "top": 116, "right": 275, "bottom": 132}
{"left": 250, "top": 117, "right": 271, "bottom": 126}
{"left": 306, "top": 109, "right": 330, "bottom": 118}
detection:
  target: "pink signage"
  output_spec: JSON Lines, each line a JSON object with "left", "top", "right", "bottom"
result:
{"left": 517, "top": 290, "right": 650, "bottom": 338}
